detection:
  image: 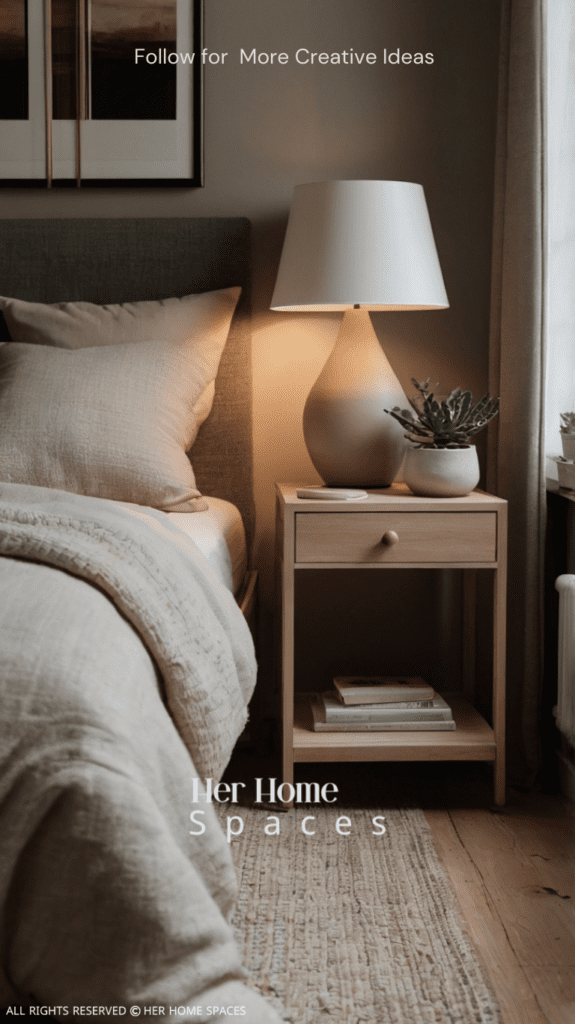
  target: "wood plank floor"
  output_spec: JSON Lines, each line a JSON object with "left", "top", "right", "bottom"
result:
{"left": 426, "top": 791, "right": 575, "bottom": 1024}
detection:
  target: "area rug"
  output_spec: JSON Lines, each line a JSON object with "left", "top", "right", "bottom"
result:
{"left": 218, "top": 804, "right": 502, "bottom": 1024}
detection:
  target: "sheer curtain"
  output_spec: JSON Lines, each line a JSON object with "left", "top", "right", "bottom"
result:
{"left": 546, "top": 0, "right": 575, "bottom": 459}
{"left": 489, "top": 0, "right": 575, "bottom": 785}
{"left": 488, "top": 0, "right": 546, "bottom": 786}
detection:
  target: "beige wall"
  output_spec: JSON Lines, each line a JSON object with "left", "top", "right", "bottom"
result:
{"left": 0, "top": 0, "right": 501, "bottom": 690}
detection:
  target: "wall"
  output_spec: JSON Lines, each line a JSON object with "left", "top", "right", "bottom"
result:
{"left": 0, "top": 0, "right": 501, "bottom": 699}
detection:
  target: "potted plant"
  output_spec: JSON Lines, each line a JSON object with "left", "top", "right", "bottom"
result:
{"left": 560, "top": 412, "right": 575, "bottom": 461}
{"left": 385, "top": 379, "right": 500, "bottom": 497}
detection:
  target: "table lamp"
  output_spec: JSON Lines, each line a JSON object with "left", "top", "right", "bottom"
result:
{"left": 270, "top": 180, "right": 449, "bottom": 487}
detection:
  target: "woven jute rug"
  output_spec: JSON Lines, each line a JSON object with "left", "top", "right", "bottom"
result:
{"left": 219, "top": 803, "right": 502, "bottom": 1024}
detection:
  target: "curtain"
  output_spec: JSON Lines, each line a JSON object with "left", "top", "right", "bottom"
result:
{"left": 488, "top": 0, "right": 546, "bottom": 786}
{"left": 545, "top": 1, "right": 575, "bottom": 455}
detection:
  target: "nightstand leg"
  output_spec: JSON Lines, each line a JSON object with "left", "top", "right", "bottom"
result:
{"left": 282, "top": 738, "right": 294, "bottom": 789}
{"left": 281, "top": 610, "right": 294, "bottom": 787}
{"left": 277, "top": 495, "right": 295, "bottom": 788}
{"left": 493, "top": 550, "right": 507, "bottom": 805}
{"left": 462, "top": 569, "right": 476, "bottom": 701}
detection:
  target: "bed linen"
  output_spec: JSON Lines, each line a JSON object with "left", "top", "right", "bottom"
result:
{"left": 0, "top": 482, "right": 281, "bottom": 1022}
{"left": 167, "top": 497, "right": 248, "bottom": 595}
{"left": 0, "top": 285, "right": 242, "bottom": 475}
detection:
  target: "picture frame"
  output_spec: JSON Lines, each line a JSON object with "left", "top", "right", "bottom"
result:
{"left": 0, "top": 0, "right": 204, "bottom": 187}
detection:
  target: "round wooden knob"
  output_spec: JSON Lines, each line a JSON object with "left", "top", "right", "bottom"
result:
{"left": 382, "top": 530, "right": 399, "bottom": 546}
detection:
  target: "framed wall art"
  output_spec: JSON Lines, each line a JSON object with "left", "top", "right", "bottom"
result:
{"left": 0, "top": 0, "right": 203, "bottom": 186}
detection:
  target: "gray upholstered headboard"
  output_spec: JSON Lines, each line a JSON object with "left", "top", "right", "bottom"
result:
{"left": 0, "top": 217, "right": 254, "bottom": 551}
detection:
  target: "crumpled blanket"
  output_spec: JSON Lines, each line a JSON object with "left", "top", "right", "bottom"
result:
{"left": 0, "top": 483, "right": 282, "bottom": 1022}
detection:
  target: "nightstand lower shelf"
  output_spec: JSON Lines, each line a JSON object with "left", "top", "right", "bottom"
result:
{"left": 293, "top": 692, "right": 495, "bottom": 763}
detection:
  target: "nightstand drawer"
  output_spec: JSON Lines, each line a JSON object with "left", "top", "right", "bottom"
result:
{"left": 295, "top": 511, "right": 497, "bottom": 563}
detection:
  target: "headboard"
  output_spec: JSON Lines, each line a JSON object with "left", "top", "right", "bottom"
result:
{"left": 0, "top": 217, "right": 254, "bottom": 552}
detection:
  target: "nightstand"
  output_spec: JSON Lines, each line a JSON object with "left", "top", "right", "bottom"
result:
{"left": 275, "top": 483, "right": 508, "bottom": 805}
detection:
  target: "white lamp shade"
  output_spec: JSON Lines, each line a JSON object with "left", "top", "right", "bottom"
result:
{"left": 270, "top": 180, "right": 449, "bottom": 311}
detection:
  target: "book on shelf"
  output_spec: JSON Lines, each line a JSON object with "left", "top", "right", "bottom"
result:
{"left": 320, "top": 691, "right": 453, "bottom": 723}
{"left": 310, "top": 695, "right": 456, "bottom": 732}
{"left": 333, "top": 675, "right": 434, "bottom": 705}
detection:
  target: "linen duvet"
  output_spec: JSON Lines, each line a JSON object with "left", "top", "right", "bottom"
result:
{"left": 0, "top": 483, "right": 281, "bottom": 1022}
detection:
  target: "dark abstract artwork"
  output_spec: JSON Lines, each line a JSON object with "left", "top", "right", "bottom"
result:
{"left": 91, "top": 0, "right": 177, "bottom": 120}
{"left": 51, "top": 0, "right": 177, "bottom": 120}
{"left": 0, "top": 0, "right": 202, "bottom": 185}
{"left": 0, "top": 0, "right": 28, "bottom": 119}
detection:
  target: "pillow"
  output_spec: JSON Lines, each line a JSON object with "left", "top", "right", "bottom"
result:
{"left": 0, "top": 287, "right": 241, "bottom": 511}
{"left": 0, "top": 288, "right": 241, "bottom": 444}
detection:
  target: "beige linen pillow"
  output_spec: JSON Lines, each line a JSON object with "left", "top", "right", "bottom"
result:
{"left": 0, "top": 288, "right": 241, "bottom": 443}
{"left": 0, "top": 336, "right": 223, "bottom": 510}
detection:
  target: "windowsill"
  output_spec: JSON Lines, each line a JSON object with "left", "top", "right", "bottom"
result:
{"left": 547, "top": 481, "right": 575, "bottom": 508}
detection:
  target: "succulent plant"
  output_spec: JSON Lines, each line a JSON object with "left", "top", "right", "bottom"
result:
{"left": 385, "top": 378, "right": 500, "bottom": 449}
{"left": 560, "top": 412, "right": 575, "bottom": 435}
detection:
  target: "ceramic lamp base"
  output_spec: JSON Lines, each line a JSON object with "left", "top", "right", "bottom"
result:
{"left": 302, "top": 309, "right": 408, "bottom": 487}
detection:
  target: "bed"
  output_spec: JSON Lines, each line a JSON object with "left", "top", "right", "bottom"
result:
{"left": 0, "top": 219, "right": 280, "bottom": 1022}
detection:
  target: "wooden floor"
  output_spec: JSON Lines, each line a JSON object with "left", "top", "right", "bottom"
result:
{"left": 224, "top": 751, "right": 575, "bottom": 1024}
{"left": 426, "top": 790, "right": 575, "bottom": 1024}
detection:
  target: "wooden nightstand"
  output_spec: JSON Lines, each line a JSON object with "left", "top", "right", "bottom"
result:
{"left": 275, "top": 483, "right": 508, "bottom": 805}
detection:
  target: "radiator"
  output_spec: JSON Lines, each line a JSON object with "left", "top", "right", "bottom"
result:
{"left": 555, "top": 574, "right": 575, "bottom": 744}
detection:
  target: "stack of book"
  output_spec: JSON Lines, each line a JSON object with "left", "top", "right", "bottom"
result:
{"left": 310, "top": 676, "right": 455, "bottom": 731}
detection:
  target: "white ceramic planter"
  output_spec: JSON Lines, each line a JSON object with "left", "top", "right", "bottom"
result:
{"left": 561, "top": 435, "right": 575, "bottom": 461}
{"left": 403, "top": 445, "right": 480, "bottom": 497}
{"left": 557, "top": 458, "right": 575, "bottom": 490}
